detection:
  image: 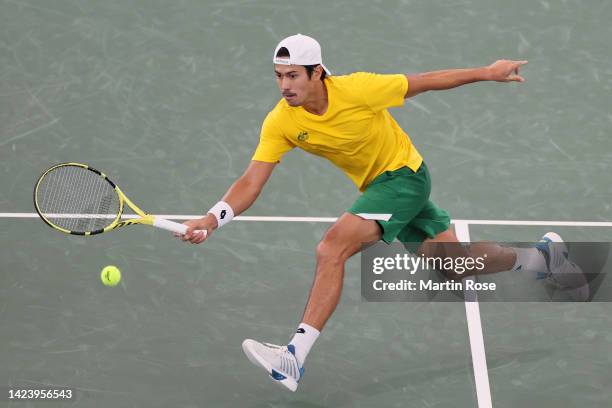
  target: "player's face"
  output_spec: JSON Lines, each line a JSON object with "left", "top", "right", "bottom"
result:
{"left": 274, "top": 65, "right": 314, "bottom": 106}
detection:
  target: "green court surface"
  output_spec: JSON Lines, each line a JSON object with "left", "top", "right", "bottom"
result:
{"left": 1, "top": 0, "right": 611, "bottom": 407}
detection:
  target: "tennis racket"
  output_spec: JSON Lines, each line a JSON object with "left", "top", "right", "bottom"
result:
{"left": 33, "top": 162, "right": 206, "bottom": 237}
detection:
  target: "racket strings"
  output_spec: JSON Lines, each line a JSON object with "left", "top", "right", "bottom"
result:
{"left": 36, "top": 165, "right": 121, "bottom": 233}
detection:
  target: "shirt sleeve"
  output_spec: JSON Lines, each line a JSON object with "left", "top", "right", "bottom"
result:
{"left": 251, "top": 112, "right": 295, "bottom": 163}
{"left": 353, "top": 72, "right": 409, "bottom": 112}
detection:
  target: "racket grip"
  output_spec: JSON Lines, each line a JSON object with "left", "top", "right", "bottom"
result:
{"left": 153, "top": 217, "right": 207, "bottom": 237}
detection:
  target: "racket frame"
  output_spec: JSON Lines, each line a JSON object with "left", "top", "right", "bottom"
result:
{"left": 34, "top": 162, "right": 191, "bottom": 236}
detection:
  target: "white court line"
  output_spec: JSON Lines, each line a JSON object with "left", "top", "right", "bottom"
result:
{"left": 1, "top": 213, "right": 612, "bottom": 227}
{"left": 0, "top": 213, "right": 340, "bottom": 222}
{"left": 454, "top": 221, "right": 492, "bottom": 408}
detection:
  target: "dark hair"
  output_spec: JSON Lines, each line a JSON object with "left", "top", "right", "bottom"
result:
{"left": 275, "top": 47, "right": 327, "bottom": 81}
{"left": 304, "top": 64, "right": 327, "bottom": 81}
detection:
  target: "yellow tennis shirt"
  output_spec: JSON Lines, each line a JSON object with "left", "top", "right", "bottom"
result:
{"left": 252, "top": 72, "right": 423, "bottom": 191}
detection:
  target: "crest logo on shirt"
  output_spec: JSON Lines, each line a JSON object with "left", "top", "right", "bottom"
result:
{"left": 297, "top": 131, "right": 309, "bottom": 142}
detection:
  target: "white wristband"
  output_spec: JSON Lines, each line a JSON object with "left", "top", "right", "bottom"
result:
{"left": 207, "top": 201, "right": 234, "bottom": 228}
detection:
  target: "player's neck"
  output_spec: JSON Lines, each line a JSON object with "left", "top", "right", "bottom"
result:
{"left": 301, "top": 80, "right": 328, "bottom": 116}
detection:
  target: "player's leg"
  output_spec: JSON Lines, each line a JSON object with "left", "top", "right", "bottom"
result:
{"left": 302, "top": 212, "right": 382, "bottom": 330}
{"left": 242, "top": 213, "right": 381, "bottom": 391}
{"left": 404, "top": 203, "right": 588, "bottom": 298}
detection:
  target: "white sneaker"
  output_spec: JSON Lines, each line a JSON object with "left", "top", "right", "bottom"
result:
{"left": 536, "top": 232, "right": 590, "bottom": 301}
{"left": 242, "top": 339, "right": 304, "bottom": 392}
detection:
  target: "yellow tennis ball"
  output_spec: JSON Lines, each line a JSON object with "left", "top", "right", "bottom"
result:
{"left": 101, "top": 265, "right": 121, "bottom": 287}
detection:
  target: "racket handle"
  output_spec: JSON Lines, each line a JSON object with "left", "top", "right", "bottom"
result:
{"left": 153, "top": 217, "right": 207, "bottom": 237}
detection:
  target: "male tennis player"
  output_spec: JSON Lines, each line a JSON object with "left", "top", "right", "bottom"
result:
{"left": 180, "top": 34, "right": 587, "bottom": 391}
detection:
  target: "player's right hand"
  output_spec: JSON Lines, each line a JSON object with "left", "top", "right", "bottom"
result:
{"left": 178, "top": 214, "right": 217, "bottom": 244}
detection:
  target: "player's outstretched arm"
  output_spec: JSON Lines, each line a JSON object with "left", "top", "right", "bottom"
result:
{"left": 180, "top": 160, "right": 277, "bottom": 244}
{"left": 404, "top": 59, "right": 528, "bottom": 98}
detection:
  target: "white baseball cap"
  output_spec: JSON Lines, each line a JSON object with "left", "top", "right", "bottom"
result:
{"left": 273, "top": 33, "right": 331, "bottom": 75}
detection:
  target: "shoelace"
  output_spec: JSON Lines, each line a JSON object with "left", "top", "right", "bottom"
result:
{"left": 262, "top": 343, "right": 300, "bottom": 379}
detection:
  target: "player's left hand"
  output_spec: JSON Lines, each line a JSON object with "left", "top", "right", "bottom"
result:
{"left": 487, "top": 60, "right": 528, "bottom": 82}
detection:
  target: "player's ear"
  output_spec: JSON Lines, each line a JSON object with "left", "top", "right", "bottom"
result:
{"left": 313, "top": 65, "right": 323, "bottom": 81}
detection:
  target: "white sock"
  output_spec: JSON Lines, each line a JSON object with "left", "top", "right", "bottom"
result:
{"left": 513, "top": 248, "right": 547, "bottom": 272}
{"left": 288, "top": 323, "right": 320, "bottom": 366}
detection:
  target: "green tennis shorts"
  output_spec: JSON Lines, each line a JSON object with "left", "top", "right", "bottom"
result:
{"left": 348, "top": 162, "right": 450, "bottom": 244}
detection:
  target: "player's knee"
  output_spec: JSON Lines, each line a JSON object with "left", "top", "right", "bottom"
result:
{"left": 316, "top": 237, "right": 348, "bottom": 266}
{"left": 468, "top": 241, "right": 503, "bottom": 260}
